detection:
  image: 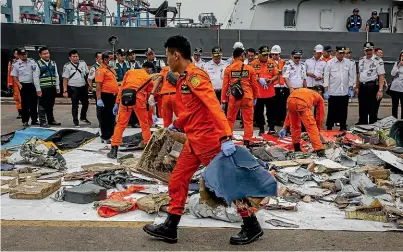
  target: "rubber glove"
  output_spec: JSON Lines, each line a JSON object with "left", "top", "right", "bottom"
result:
{"left": 97, "top": 99, "right": 104, "bottom": 107}
{"left": 148, "top": 94, "right": 156, "bottom": 106}
{"left": 152, "top": 114, "right": 158, "bottom": 124}
{"left": 221, "top": 103, "right": 227, "bottom": 111}
{"left": 258, "top": 78, "right": 268, "bottom": 89}
{"left": 323, "top": 92, "right": 329, "bottom": 100}
{"left": 168, "top": 123, "right": 178, "bottom": 132}
{"left": 112, "top": 104, "right": 119, "bottom": 115}
{"left": 348, "top": 88, "right": 354, "bottom": 98}
{"left": 221, "top": 140, "right": 236, "bottom": 156}
{"left": 253, "top": 99, "right": 257, "bottom": 106}
{"left": 279, "top": 128, "right": 287, "bottom": 138}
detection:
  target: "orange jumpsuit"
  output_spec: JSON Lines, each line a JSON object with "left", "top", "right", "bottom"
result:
{"left": 159, "top": 67, "right": 178, "bottom": 127}
{"left": 111, "top": 69, "right": 153, "bottom": 146}
{"left": 222, "top": 59, "right": 259, "bottom": 141}
{"left": 8, "top": 61, "right": 22, "bottom": 110}
{"left": 169, "top": 63, "right": 232, "bottom": 215}
{"left": 283, "top": 88, "right": 325, "bottom": 151}
{"left": 321, "top": 55, "right": 333, "bottom": 63}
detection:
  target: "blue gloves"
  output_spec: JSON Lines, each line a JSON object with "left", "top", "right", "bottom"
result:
{"left": 168, "top": 123, "right": 178, "bottom": 132}
{"left": 279, "top": 128, "right": 287, "bottom": 138}
{"left": 97, "top": 99, "right": 104, "bottom": 107}
{"left": 348, "top": 88, "right": 354, "bottom": 97}
{"left": 112, "top": 104, "right": 119, "bottom": 115}
{"left": 253, "top": 99, "right": 257, "bottom": 106}
{"left": 323, "top": 92, "right": 329, "bottom": 100}
{"left": 258, "top": 78, "right": 268, "bottom": 89}
{"left": 152, "top": 115, "right": 158, "bottom": 124}
{"left": 221, "top": 139, "right": 236, "bottom": 156}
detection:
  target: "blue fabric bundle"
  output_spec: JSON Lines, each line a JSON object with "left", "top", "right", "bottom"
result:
{"left": 202, "top": 146, "right": 278, "bottom": 204}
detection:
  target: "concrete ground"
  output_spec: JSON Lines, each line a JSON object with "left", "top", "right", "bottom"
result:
{"left": 2, "top": 100, "right": 403, "bottom": 251}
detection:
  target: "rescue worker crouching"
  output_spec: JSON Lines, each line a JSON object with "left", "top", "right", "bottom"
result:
{"left": 143, "top": 36, "right": 262, "bottom": 246}
{"left": 107, "top": 62, "right": 155, "bottom": 159}
{"left": 279, "top": 88, "right": 325, "bottom": 157}
{"left": 222, "top": 47, "right": 259, "bottom": 147}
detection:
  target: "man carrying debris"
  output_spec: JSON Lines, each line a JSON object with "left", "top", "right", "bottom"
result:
{"left": 148, "top": 66, "right": 179, "bottom": 128}
{"left": 222, "top": 47, "right": 259, "bottom": 147}
{"left": 107, "top": 62, "right": 156, "bottom": 159}
{"left": 144, "top": 36, "right": 263, "bottom": 246}
{"left": 279, "top": 88, "right": 325, "bottom": 156}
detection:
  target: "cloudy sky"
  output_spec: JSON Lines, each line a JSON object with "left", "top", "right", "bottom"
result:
{"left": 1, "top": 0, "right": 234, "bottom": 25}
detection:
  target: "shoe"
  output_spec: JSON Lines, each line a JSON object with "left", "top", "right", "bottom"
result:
{"left": 315, "top": 149, "right": 326, "bottom": 157}
{"left": 40, "top": 123, "right": 49, "bottom": 128}
{"left": 17, "top": 110, "right": 22, "bottom": 119}
{"left": 107, "top": 146, "right": 118, "bottom": 159}
{"left": 132, "top": 123, "right": 140, "bottom": 128}
{"left": 143, "top": 213, "right": 181, "bottom": 244}
{"left": 31, "top": 121, "right": 39, "bottom": 126}
{"left": 80, "top": 119, "right": 91, "bottom": 125}
{"left": 267, "top": 127, "right": 276, "bottom": 135}
{"left": 101, "top": 139, "right": 111, "bottom": 144}
{"left": 239, "top": 122, "right": 244, "bottom": 129}
{"left": 294, "top": 143, "right": 301, "bottom": 152}
{"left": 258, "top": 126, "right": 264, "bottom": 136}
{"left": 230, "top": 214, "right": 263, "bottom": 245}
{"left": 22, "top": 122, "right": 29, "bottom": 128}
{"left": 244, "top": 140, "right": 250, "bottom": 148}
{"left": 49, "top": 121, "right": 61, "bottom": 126}
{"left": 74, "top": 123, "right": 80, "bottom": 128}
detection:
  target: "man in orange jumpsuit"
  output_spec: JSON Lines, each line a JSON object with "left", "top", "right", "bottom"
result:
{"left": 144, "top": 35, "right": 264, "bottom": 246}
{"left": 148, "top": 66, "right": 178, "bottom": 127}
{"left": 8, "top": 48, "right": 22, "bottom": 119}
{"left": 107, "top": 62, "right": 155, "bottom": 159}
{"left": 251, "top": 46, "right": 279, "bottom": 135}
{"left": 279, "top": 88, "right": 325, "bottom": 156}
{"left": 222, "top": 47, "right": 259, "bottom": 147}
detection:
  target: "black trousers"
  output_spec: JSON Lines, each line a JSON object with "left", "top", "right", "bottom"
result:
{"left": 38, "top": 86, "right": 56, "bottom": 124}
{"left": 273, "top": 87, "right": 290, "bottom": 126}
{"left": 69, "top": 86, "right": 89, "bottom": 123}
{"left": 358, "top": 81, "right": 378, "bottom": 125}
{"left": 215, "top": 89, "right": 222, "bottom": 102}
{"left": 390, "top": 90, "right": 403, "bottom": 119}
{"left": 308, "top": 86, "right": 324, "bottom": 118}
{"left": 255, "top": 97, "right": 275, "bottom": 129}
{"left": 97, "top": 92, "right": 116, "bottom": 140}
{"left": 20, "top": 83, "right": 38, "bottom": 124}
{"left": 326, "top": 95, "right": 349, "bottom": 130}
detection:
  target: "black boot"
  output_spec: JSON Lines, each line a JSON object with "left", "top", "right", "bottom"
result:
{"left": 230, "top": 215, "right": 263, "bottom": 245}
{"left": 294, "top": 143, "right": 301, "bottom": 152}
{"left": 143, "top": 213, "right": 181, "bottom": 244}
{"left": 315, "top": 149, "right": 326, "bottom": 157}
{"left": 17, "top": 109, "right": 22, "bottom": 119}
{"left": 244, "top": 140, "right": 250, "bottom": 148}
{"left": 258, "top": 126, "right": 264, "bottom": 136}
{"left": 107, "top": 146, "right": 118, "bottom": 159}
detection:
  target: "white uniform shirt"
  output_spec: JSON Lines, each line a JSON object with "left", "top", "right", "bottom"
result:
{"left": 283, "top": 60, "right": 307, "bottom": 88}
{"left": 11, "top": 58, "right": 36, "bottom": 83}
{"left": 391, "top": 62, "right": 403, "bottom": 93}
{"left": 193, "top": 58, "right": 205, "bottom": 69}
{"left": 88, "top": 62, "right": 101, "bottom": 80}
{"left": 323, "top": 58, "right": 355, "bottom": 96}
{"left": 33, "top": 59, "right": 60, "bottom": 91}
{"left": 203, "top": 60, "right": 229, "bottom": 90}
{"left": 304, "top": 57, "right": 326, "bottom": 87}
{"left": 358, "top": 55, "right": 385, "bottom": 83}
{"left": 62, "top": 61, "right": 89, "bottom": 87}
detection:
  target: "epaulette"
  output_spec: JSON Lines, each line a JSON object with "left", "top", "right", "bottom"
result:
{"left": 374, "top": 56, "right": 381, "bottom": 61}
{"left": 359, "top": 56, "right": 365, "bottom": 60}
{"left": 349, "top": 59, "right": 355, "bottom": 62}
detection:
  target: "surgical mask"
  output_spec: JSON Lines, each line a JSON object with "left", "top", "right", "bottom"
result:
{"left": 108, "top": 61, "right": 114, "bottom": 67}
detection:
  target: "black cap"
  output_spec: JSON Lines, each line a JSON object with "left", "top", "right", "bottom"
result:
{"left": 212, "top": 46, "right": 222, "bottom": 56}
{"left": 372, "top": 11, "right": 377, "bottom": 15}
{"left": 145, "top": 48, "right": 155, "bottom": 55}
{"left": 336, "top": 46, "right": 346, "bottom": 53}
{"left": 291, "top": 49, "right": 303, "bottom": 56}
{"left": 116, "top": 48, "right": 125, "bottom": 55}
{"left": 126, "top": 49, "right": 135, "bottom": 55}
{"left": 258, "top": 46, "right": 270, "bottom": 55}
{"left": 323, "top": 45, "right": 332, "bottom": 52}
{"left": 363, "top": 41, "right": 375, "bottom": 50}
{"left": 194, "top": 47, "right": 202, "bottom": 55}
{"left": 142, "top": 61, "right": 154, "bottom": 69}
{"left": 353, "top": 8, "right": 359, "bottom": 13}
{"left": 17, "top": 48, "right": 27, "bottom": 55}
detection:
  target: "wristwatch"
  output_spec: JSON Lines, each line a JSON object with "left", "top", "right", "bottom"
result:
{"left": 63, "top": 91, "right": 67, "bottom": 93}
{"left": 378, "top": 89, "right": 383, "bottom": 92}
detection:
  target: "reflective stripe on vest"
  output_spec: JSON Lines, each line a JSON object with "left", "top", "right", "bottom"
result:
{"left": 37, "top": 60, "right": 56, "bottom": 88}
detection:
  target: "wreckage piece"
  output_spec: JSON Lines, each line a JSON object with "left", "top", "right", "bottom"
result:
{"left": 19, "top": 137, "right": 66, "bottom": 170}
{"left": 335, "top": 179, "right": 361, "bottom": 198}
{"left": 345, "top": 199, "right": 388, "bottom": 222}
{"left": 367, "top": 168, "right": 390, "bottom": 182}
{"left": 63, "top": 183, "right": 107, "bottom": 204}
{"left": 134, "top": 129, "right": 186, "bottom": 183}
{"left": 94, "top": 200, "right": 133, "bottom": 213}
{"left": 188, "top": 194, "right": 242, "bottom": 223}
{"left": 0, "top": 150, "right": 14, "bottom": 163}
{"left": 92, "top": 170, "right": 129, "bottom": 189}
{"left": 320, "top": 182, "right": 337, "bottom": 193}
{"left": 390, "top": 120, "right": 403, "bottom": 147}
{"left": 287, "top": 184, "right": 332, "bottom": 198}
{"left": 262, "top": 197, "right": 297, "bottom": 211}
{"left": 276, "top": 167, "right": 311, "bottom": 185}
{"left": 370, "top": 150, "right": 403, "bottom": 172}
{"left": 307, "top": 159, "right": 347, "bottom": 173}
{"left": 9, "top": 179, "right": 61, "bottom": 199}
{"left": 334, "top": 196, "right": 349, "bottom": 208}
{"left": 136, "top": 193, "right": 170, "bottom": 214}
{"left": 350, "top": 172, "right": 376, "bottom": 194}
{"left": 265, "top": 219, "right": 299, "bottom": 228}
{"left": 81, "top": 163, "right": 122, "bottom": 173}
{"left": 251, "top": 147, "right": 271, "bottom": 161}
{"left": 268, "top": 159, "right": 312, "bottom": 169}
{"left": 356, "top": 150, "right": 386, "bottom": 166}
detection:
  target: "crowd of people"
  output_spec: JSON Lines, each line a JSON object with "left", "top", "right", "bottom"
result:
{"left": 6, "top": 34, "right": 403, "bottom": 245}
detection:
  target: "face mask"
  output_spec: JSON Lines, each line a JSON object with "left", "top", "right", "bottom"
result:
{"left": 108, "top": 61, "right": 114, "bottom": 67}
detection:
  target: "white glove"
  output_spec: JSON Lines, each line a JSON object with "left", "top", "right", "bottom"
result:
{"left": 148, "top": 94, "right": 156, "bottom": 106}
{"left": 259, "top": 78, "right": 268, "bottom": 89}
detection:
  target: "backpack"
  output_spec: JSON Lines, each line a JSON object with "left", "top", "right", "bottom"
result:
{"left": 230, "top": 64, "right": 245, "bottom": 100}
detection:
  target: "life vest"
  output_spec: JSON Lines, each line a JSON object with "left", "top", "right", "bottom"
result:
{"left": 115, "top": 61, "right": 130, "bottom": 83}
{"left": 92, "top": 62, "right": 101, "bottom": 91}
{"left": 37, "top": 59, "right": 56, "bottom": 88}
{"left": 368, "top": 18, "right": 381, "bottom": 31}
{"left": 348, "top": 15, "right": 361, "bottom": 28}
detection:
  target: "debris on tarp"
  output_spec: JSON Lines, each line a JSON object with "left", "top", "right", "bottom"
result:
{"left": 92, "top": 170, "right": 129, "bottom": 189}
{"left": 9, "top": 178, "right": 61, "bottom": 199}
{"left": 262, "top": 197, "right": 298, "bottom": 211}
{"left": 1, "top": 150, "right": 14, "bottom": 163}
{"left": 137, "top": 193, "right": 170, "bottom": 214}
{"left": 44, "top": 129, "right": 98, "bottom": 151}
{"left": 308, "top": 159, "right": 347, "bottom": 173}
{"left": 81, "top": 163, "right": 121, "bottom": 172}
{"left": 265, "top": 219, "right": 299, "bottom": 228}
{"left": 58, "top": 183, "right": 107, "bottom": 204}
